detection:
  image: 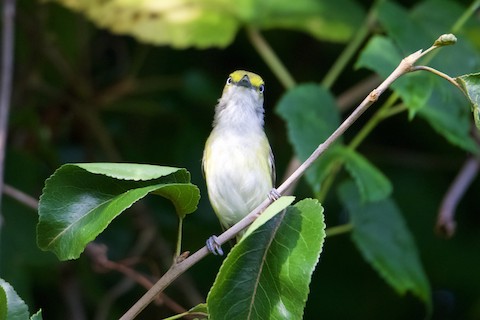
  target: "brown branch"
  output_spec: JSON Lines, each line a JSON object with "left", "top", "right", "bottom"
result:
{"left": 436, "top": 156, "right": 479, "bottom": 238}
{"left": 86, "top": 243, "right": 187, "bottom": 315}
{"left": 3, "top": 183, "right": 38, "bottom": 210}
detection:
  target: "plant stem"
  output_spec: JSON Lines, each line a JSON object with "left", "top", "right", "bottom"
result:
{"left": 246, "top": 27, "right": 296, "bottom": 89}
{"left": 325, "top": 223, "right": 353, "bottom": 237}
{"left": 175, "top": 218, "right": 183, "bottom": 258}
{"left": 437, "top": 155, "right": 479, "bottom": 237}
{"left": 451, "top": 0, "right": 480, "bottom": 33}
{"left": 321, "top": 0, "right": 380, "bottom": 88}
{"left": 411, "top": 65, "right": 462, "bottom": 90}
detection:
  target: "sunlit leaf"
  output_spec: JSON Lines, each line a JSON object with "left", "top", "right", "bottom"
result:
{"left": 241, "top": 196, "right": 295, "bottom": 241}
{"left": 37, "top": 163, "right": 200, "bottom": 260}
{"left": 338, "top": 182, "right": 432, "bottom": 311}
{"left": 46, "top": 0, "right": 364, "bottom": 48}
{"left": 0, "top": 278, "right": 29, "bottom": 320}
{"left": 207, "top": 199, "right": 325, "bottom": 320}
{"left": 30, "top": 310, "right": 43, "bottom": 320}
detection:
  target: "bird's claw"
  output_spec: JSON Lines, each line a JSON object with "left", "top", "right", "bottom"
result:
{"left": 268, "top": 188, "right": 281, "bottom": 201}
{"left": 206, "top": 235, "right": 224, "bottom": 256}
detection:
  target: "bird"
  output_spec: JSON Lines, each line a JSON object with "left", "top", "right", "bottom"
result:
{"left": 202, "top": 70, "right": 276, "bottom": 255}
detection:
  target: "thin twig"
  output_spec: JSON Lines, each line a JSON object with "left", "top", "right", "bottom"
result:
{"left": 436, "top": 156, "right": 479, "bottom": 238}
{"left": 3, "top": 183, "right": 38, "bottom": 210}
{"left": 410, "top": 65, "right": 462, "bottom": 90}
{"left": 0, "top": 0, "right": 16, "bottom": 216}
{"left": 120, "top": 44, "right": 437, "bottom": 320}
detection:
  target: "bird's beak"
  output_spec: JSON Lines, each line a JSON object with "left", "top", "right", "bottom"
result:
{"left": 237, "top": 75, "right": 252, "bottom": 88}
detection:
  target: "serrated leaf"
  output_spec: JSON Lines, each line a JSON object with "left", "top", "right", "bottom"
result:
{"left": 46, "top": 0, "right": 363, "bottom": 48}
{"left": 455, "top": 72, "right": 480, "bottom": 129}
{"left": 30, "top": 310, "right": 43, "bottom": 320}
{"left": 0, "top": 285, "right": 6, "bottom": 320}
{"left": 37, "top": 163, "right": 200, "bottom": 260}
{"left": 338, "top": 182, "right": 432, "bottom": 310}
{"left": 335, "top": 147, "right": 392, "bottom": 202}
{"left": 0, "top": 278, "right": 29, "bottom": 320}
{"left": 275, "top": 84, "right": 341, "bottom": 193}
{"left": 207, "top": 199, "right": 325, "bottom": 320}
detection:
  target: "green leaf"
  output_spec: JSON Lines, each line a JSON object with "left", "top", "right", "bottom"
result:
{"left": 254, "top": 0, "right": 364, "bottom": 43}
{"left": 0, "top": 278, "right": 29, "bottom": 320}
{"left": 335, "top": 147, "right": 392, "bottom": 202}
{"left": 188, "top": 303, "right": 208, "bottom": 314}
{"left": 47, "top": 0, "right": 364, "bottom": 48}
{"left": 355, "top": 35, "right": 403, "bottom": 78}
{"left": 0, "top": 285, "right": 5, "bottom": 320}
{"left": 37, "top": 163, "right": 200, "bottom": 260}
{"left": 455, "top": 72, "right": 480, "bottom": 129}
{"left": 207, "top": 199, "right": 325, "bottom": 320}
{"left": 30, "top": 310, "right": 43, "bottom": 320}
{"left": 338, "top": 182, "right": 432, "bottom": 310}
{"left": 241, "top": 196, "right": 296, "bottom": 241}
{"left": 74, "top": 162, "right": 181, "bottom": 180}
{"left": 275, "top": 84, "right": 341, "bottom": 193}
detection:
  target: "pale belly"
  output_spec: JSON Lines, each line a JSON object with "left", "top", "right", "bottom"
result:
{"left": 204, "top": 131, "right": 273, "bottom": 228}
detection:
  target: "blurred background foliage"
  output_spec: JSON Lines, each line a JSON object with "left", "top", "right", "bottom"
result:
{"left": 1, "top": 0, "right": 480, "bottom": 319}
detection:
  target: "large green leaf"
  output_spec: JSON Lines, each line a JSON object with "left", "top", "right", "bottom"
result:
{"left": 335, "top": 147, "right": 392, "bottom": 202}
{"left": 37, "top": 163, "right": 200, "bottom": 260}
{"left": 207, "top": 199, "right": 325, "bottom": 320}
{"left": 338, "top": 182, "right": 432, "bottom": 310}
{"left": 46, "top": 0, "right": 364, "bottom": 48}
{"left": 0, "top": 278, "right": 29, "bottom": 320}
{"left": 275, "top": 84, "right": 341, "bottom": 193}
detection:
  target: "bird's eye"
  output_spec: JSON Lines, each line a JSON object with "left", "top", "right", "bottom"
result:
{"left": 226, "top": 77, "right": 233, "bottom": 85}
{"left": 259, "top": 84, "right": 265, "bottom": 93}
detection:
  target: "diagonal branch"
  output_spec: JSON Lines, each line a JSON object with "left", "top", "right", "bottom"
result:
{"left": 120, "top": 38, "right": 449, "bottom": 320}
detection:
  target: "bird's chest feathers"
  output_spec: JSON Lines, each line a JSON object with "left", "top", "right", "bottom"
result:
{"left": 207, "top": 130, "right": 270, "bottom": 189}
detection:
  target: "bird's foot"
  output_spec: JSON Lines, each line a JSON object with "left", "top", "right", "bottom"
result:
{"left": 206, "top": 235, "right": 224, "bottom": 256}
{"left": 268, "top": 188, "right": 281, "bottom": 201}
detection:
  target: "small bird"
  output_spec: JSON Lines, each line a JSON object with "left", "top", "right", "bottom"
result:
{"left": 203, "top": 70, "right": 275, "bottom": 255}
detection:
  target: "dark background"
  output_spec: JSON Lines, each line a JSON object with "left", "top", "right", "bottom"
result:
{"left": 1, "top": 0, "right": 479, "bottom": 319}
